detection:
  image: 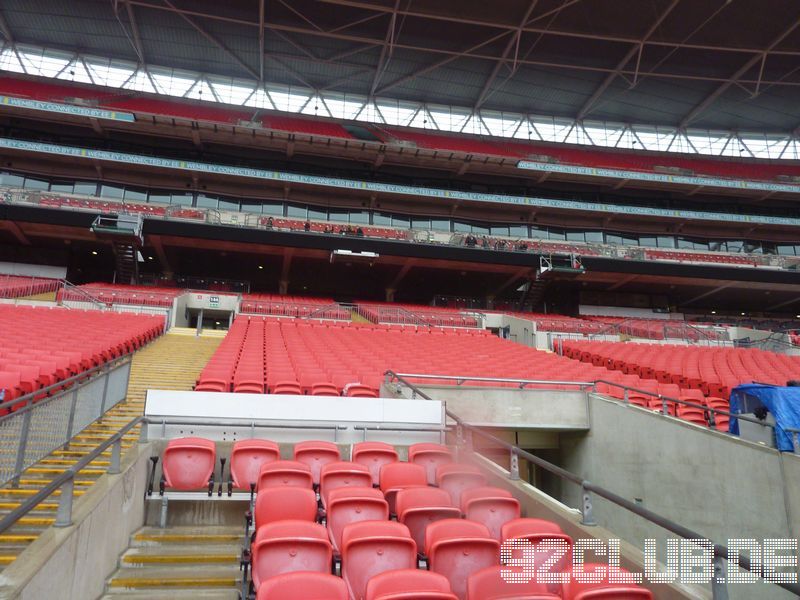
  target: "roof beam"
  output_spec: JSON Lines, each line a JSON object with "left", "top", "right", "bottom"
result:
{"left": 473, "top": 0, "right": 539, "bottom": 110}
{"left": 576, "top": 0, "right": 679, "bottom": 120}
{"left": 122, "top": 1, "right": 146, "bottom": 62}
{"left": 127, "top": 1, "right": 800, "bottom": 57}
{"left": 679, "top": 15, "right": 800, "bottom": 127}
{"left": 0, "top": 9, "right": 13, "bottom": 44}
{"left": 160, "top": 0, "right": 259, "bottom": 80}
{"left": 369, "top": 0, "right": 401, "bottom": 96}
{"left": 258, "top": 0, "right": 265, "bottom": 82}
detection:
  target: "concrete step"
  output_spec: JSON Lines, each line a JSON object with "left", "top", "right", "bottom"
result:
{"left": 132, "top": 527, "right": 243, "bottom": 547}
{"left": 106, "top": 565, "right": 241, "bottom": 590}
{"left": 120, "top": 545, "right": 240, "bottom": 567}
{"left": 100, "top": 590, "right": 240, "bottom": 600}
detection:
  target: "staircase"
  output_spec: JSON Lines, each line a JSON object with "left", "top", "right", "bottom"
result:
{"left": 102, "top": 526, "right": 242, "bottom": 599}
{"left": 112, "top": 240, "right": 139, "bottom": 285}
{"left": 518, "top": 277, "right": 548, "bottom": 312}
{"left": 0, "top": 330, "right": 223, "bottom": 571}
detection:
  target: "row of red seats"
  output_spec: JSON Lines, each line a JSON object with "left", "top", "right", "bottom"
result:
{"left": 564, "top": 340, "right": 800, "bottom": 402}
{"left": 496, "top": 311, "right": 607, "bottom": 335}
{"left": 0, "top": 305, "right": 163, "bottom": 409}
{"left": 240, "top": 294, "right": 351, "bottom": 320}
{"left": 38, "top": 195, "right": 167, "bottom": 216}
{"left": 2, "top": 75, "right": 794, "bottom": 183}
{"left": 0, "top": 275, "right": 60, "bottom": 298}
{"left": 160, "top": 437, "right": 652, "bottom": 600}
{"left": 258, "top": 216, "right": 409, "bottom": 241}
{"left": 57, "top": 283, "right": 182, "bottom": 308}
{"left": 195, "top": 317, "right": 616, "bottom": 396}
{"left": 645, "top": 249, "right": 760, "bottom": 266}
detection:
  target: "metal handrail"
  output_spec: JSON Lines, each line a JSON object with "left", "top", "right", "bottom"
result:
{"left": 58, "top": 279, "right": 108, "bottom": 309}
{"left": 387, "top": 372, "right": 594, "bottom": 390}
{"left": 0, "top": 415, "right": 144, "bottom": 533}
{"left": 384, "top": 369, "right": 800, "bottom": 597}
{"left": 0, "top": 355, "right": 131, "bottom": 414}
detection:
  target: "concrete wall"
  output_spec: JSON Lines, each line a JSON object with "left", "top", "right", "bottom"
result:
{"left": 558, "top": 394, "right": 797, "bottom": 600}
{"left": 579, "top": 305, "right": 683, "bottom": 320}
{"left": 414, "top": 385, "right": 590, "bottom": 431}
{"left": 0, "top": 443, "right": 152, "bottom": 600}
{"left": 0, "top": 262, "right": 66, "bottom": 278}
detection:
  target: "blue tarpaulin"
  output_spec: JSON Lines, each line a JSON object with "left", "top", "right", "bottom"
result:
{"left": 730, "top": 384, "right": 800, "bottom": 451}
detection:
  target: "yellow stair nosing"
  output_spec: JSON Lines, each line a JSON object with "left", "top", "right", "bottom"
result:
{"left": 122, "top": 554, "right": 238, "bottom": 564}
{"left": 108, "top": 578, "right": 238, "bottom": 589}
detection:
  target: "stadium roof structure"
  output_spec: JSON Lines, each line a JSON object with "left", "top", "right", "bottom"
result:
{"left": 1, "top": 0, "right": 800, "bottom": 159}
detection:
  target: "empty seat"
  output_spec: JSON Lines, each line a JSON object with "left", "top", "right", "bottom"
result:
{"left": 230, "top": 439, "right": 280, "bottom": 491}
{"left": 426, "top": 519, "right": 500, "bottom": 600}
{"left": 352, "top": 441, "right": 399, "bottom": 485}
{"left": 341, "top": 521, "right": 417, "bottom": 600}
{"left": 345, "top": 383, "right": 379, "bottom": 398}
{"left": 294, "top": 440, "right": 342, "bottom": 485}
{"left": 436, "top": 463, "right": 487, "bottom": 506}
{"left": 251, "top": 520, "right": 332, "bottom": 588}
{"left": 326, "top": 487, "right": 389, "bottom": 555}
{"left": 311, "top": 382, "right": 340, "bottom": 396}
{"left": 501, "top": 518, "right": 574, "bottom": 574}
{"left": 366, "top": 569, "right": 457, "bottom": 600}
{"left": 562, "top": 564, "right": 653, "bottom": 599}
{"left": 254, "top": 486, "right": 318, "bottom": 527}
{"left": 256, "top": 571, "right": 348, "bottom": 600}
{"left": 272, "top": 380, "right": 303, "bottom": 395}
{"left": 160, "top": 437, "right": 216, "bottom": 494}
{"left": 460, "top": 487, "right": 521, "bottom": 541}
{"left": 467, "top": 565, "right": 561, "bottom": 599}
{"left": 319, "top": 461, "right": 373, "bottom": 508}
{"left": 395, "top": 487, "right": 461, "bottom": 552}
{"left": 379, "top": 462, "right": 428, "bottom": 514}
{"left": 257, "top": 460, "right": 314, "bottom": 490}
{"left": 408, "top": 443, "right": 453, "bottom": 485}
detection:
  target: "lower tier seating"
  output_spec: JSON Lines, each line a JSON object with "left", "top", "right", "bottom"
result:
{"left": 0, "top": 305, "right": 164, "bottom": 409}
{"left": 240, "top": 293, "right": 351, "bottom": 320}
{"left": 57, "top": 283, "right": 183, "bottom": 307}
{"left": 156, "top": 437, "right": 654, "bottom": 600}
{"left": 0, "top": 275, "right": 60, "bottom": 298}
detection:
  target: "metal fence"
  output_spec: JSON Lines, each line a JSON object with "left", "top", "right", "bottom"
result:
{"left": 0, "top": 358, "right": 132, "bottom": 487}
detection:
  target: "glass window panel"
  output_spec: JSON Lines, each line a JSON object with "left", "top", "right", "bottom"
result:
{"left": 262, "top": 202, "right": 283, "bottom": 215}
{"left": 412, "top": 217, "right": 431, "bottom": 229}
{"left": 491, "top": 225, "right": 509, "bottom": 236}
{"left": 776, "top": 245, "right": 796, "bottom": 256}
{"left": 349, "top": 211, "right": 370, "bottom": 224}
{"left": 453, "top": 220, "right": 471, "bottom": 233}
{"left": 566, "top": 230, "right": 585, "bottom": 242}
{"left": 196, "top": 194, "right": 218, "bottom": 209}
{"left": 49, "top": 182, "right": 74, "bottom": 193}
{"left": 149, "top": 192, "right": 171, "bottom": 204}
{"left": 639, "top": 236, "right": 658, "bottom": 247}
{"left": 530, "top": 226, "right": 547, "bottom": 239}
{"left": 308, "top": 208, "right": 327, "bottom": 220}
{"left": 218, "top": 198, "right": 239, "bottom": 210}
{"left": 124, "top": 188, "right": 148, "bottom": 202}
{"left": 677, "top": 237, "right": 694, "bottom": 249}
{"left": 726, "top": 240, "right": 744, "bottom": 253}
{"left": 657, "top": 236, "right": 675, "bottom": 248}
{"left": 470, "top": 223, "right": 489, "bottom": 234}
{"left": 100, "top": 184, "right": 124, "bottom": 198}
{"left": 24, "top": 177, "right": 49, "bottom": 190}
{"left": 373, "top": 212, "right": 392, "bottom": 225}
{"left": 392, "top": 215, "right": 410, "bottom": 228}
{"left": 287, "top": 204, "right": 307, "bottom": 218}
{"left": 241, "top": 200, "right": 262, "bottom": 213}
{"left": 509, "top": 224, "right": 528, "bottom": 237}
{"left": 548, "top": 228, "right": 565, "bottom": 241}
{"left": 171, "top": 193, "right": 193, "bottom": 206}
{"left": 0, "top": 173, "right": 24, "bottom": 187}
{"left": 329, "top": 209, "right": 349, "bottom": 222}
{"left": 584, "top": 231, "right": 604, "bottom": 242}
{"left": 431, "top": 219, "right": 451, "bottom": 231}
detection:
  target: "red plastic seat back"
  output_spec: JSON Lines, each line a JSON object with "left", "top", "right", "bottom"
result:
{"left": 254, "top": 486, "right": 318, "bottom": 527}
{"left": 230, "top": 439, "right": 280, "bottom": 489}
{"left": 409, "top": 443, "right": 453, "bottom": 484}
{"left": 257, "top": 460, "right": 313, "bottom": 490}
{"left": 366, "top": 569, "right": 457, "bottom": 600}
{"left": 255, "top": 571, "right": 347, "bottom": 600}
{"left": 426, "top": 519, "right": 500, "bottom": 600}
{"left": 461, "top": 487, "right": 521, "bottom": 541}
{"left": 396, "top": 487, "right": 461, "bottom": 552}
{"left": 251, "top": 520, "right": 332, "bottom": 588}
{"left": 352, "top": 441, "right": 399, "bottom": 485}
{"left": 319, "top": 461, "right": 373, "bottom": 507}
{"left": 341, "top": 521, "right": 417, "bottom": 600}
{"left": 294, "top": 440, "right": 341, "bottom": 485}
{"left": 467, "top": 565, "right": 561, "bottom": 599}
{"left": 563, "top": 564, "right": 653, "bottom": 600}
{"left": 436, "top": 463, "right": 487, "bottom": 506}
{"left": 326, "top": 487, "right": 389, "bottom": 554}
{"left": 162, "top": 437, "right": 216, "bottom": 490}
{"left": 379, "top": 462, "right": 428, "bottom": 513}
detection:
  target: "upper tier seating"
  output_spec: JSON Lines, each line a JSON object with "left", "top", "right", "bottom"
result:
{"left": 0, "top": 275, "right": 60, "bottom": 299}
{"left": 0, "top": 305, "right": 164, "bottom": 410}
{"left": 195, "top": 317, "right": 624, "bottom": 396}
{"left": 57, "top": 283, "right": 183, "bottom": 308}
{"left": 497, "top": 312, "right": 607, "bottom": 335}
{"left": 256, "top": 217, "right": 409, "bottom": 241}
{"left": 39, "top": 194, "right": 167, "bottom": 216}
{"left": 154, "top": 437, "right": 654, "bottom": 599}
{"left": 240, "top": 294, "right": 351, "bottom": 320}
{"left": 563, "top": 339, "right": 800, "bottom": 407}
{"left": 644, "top": 249, "right": 760, "bottom": 267}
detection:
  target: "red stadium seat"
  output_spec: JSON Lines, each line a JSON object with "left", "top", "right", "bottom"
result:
{"left": 379, "top": 462, "right": 428, "bottom": 514}
{"left": 251, "top": 520, "right": 332, "bottom": 588}
{"left": 460, "top": 487, "right": 521, "bottom": 542}
{"left": 425, "top": 519, "right": 500, "bottom": 600}
{"left": 254, "top": 486, "right": 318, "bottom": 527}
{"left": 395, "top": 487, "right": 461, "bottom": 552}
{"left": 257, "top": 460, "right": 314, "bottom": 490}
{"left": 160, "top": 437, "right": 216, "bottom": 493}
{"left": 311, "top": 382, "right": 340, "bottom": 396}
{"left": 562, "top": 564, "right": 653, "bottom": 599}
{"left": 408, "top": 443, "right": 453, "bottom": 485}
{"left": 366, "top": 569, "right": 457, "bottom": 600}
{"left": 352, "top": 441, "right": 399, "bottom": 485}
{"left": 294, "top": 440, "right": 342, "bottom": 485}
{"left": 256, "top": 571, "right": 347, "bottom": 600}
{"left": 326, "top": 487, "right": 389, "bottom": 554}
{"left": 501, "top": 518, "right": 574, "bottom": 574}
{"left": 341, "top": 521, "right": 417, "bottom": 600}
{"left": 319, "top": 461, "right": 373, "bottom": 508}
{"left": 230, "top": 439, "right": 280, "bottom": 491}
{"left": 467, "top": 565, "right": 561, "bottom": 599}
{"left": 436, "top": 463, "right": 487, "bottom": 506}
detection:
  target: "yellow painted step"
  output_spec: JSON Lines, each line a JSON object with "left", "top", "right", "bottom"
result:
{"left": 0, "top": 555, "right": 17, "bottom": 565}
{"left": 121, "top": 554, "right": 238, "bottom": 565}
{"left": 133, "top": 533, "right": 241, "bottom": 544}
{"left": 0, "top": 502, "right": 57, "bottom": 510}
{"left": 108, "top": 578, "right": 238, "bottom": 589}
{"left": 0, "top": 534, "right": 38, "bottom": 543}
{"left": 0, "top": 488, "right": 84, "bottom": 497}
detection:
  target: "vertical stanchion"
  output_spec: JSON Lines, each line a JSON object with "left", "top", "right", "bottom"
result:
{"left": 12, "top": 409, "right": 33, "bottom": 487}
{"left": 64, "top": 388, "right": 80, "bottom": 449}
{"left": 509, "top": 449, "right": 520, "bottom": 481}
{"left": 580, "top": 483, "right": 596, "bottom": 525}
{"left": 108, "top": 439, "right": 122, "bottom": 475}
{"left": 54, "top": 478, "right": 75, "bottom": 527}
{"left": 711, "top": 554, "right": 729, "bottom": 600}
